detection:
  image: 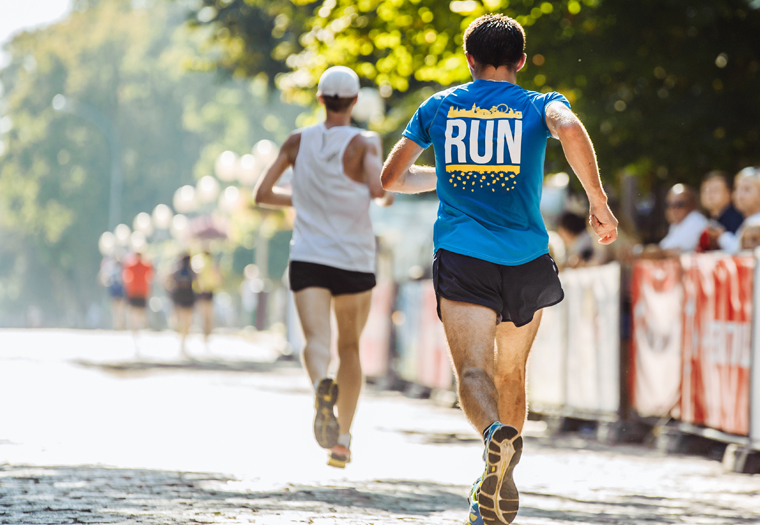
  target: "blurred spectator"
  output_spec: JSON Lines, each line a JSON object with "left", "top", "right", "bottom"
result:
{"left": 122, "top": 252, "right": 154, "bottom": 343}
{"left": 99, "top": 255, "right": 125, "bottom": 330}
{"left": 556, "top": 211, "right": 595, "bottom": 268}
{"left": 700, "top": 171, "right": 743, "bottom": 233}
{"left": 168, "top": 253, "right": 196, "bottom": 357}
{"left": 194, "top": 251, "right": 222, "bottom": 344}
{"left": 741, "top": 218, "right": 760, "bottom": 251}
{"left": 717, "top": 167, "right": 760, "bottom": 253}
{"left": 659, "top": 184, "right": 709, "bottom": 252}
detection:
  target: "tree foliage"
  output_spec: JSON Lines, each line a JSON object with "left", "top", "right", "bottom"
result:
{"left": 0, "top": 0, "right": 299, "bottom": 325}
{"left": 190, "top": 0, "right": 760, "bottom": 188}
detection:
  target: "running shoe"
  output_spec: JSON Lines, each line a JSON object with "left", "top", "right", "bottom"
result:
{"left": 327, "top": 444, "right": 351, "bottom": 468}
{"left": 465, "top": 477, "right": 485, "bottom": 525}
{"left": 313, "top": 378, "right": 339, "bottom": 449}
{"left": 475, "top": 422, "right": 522, "bottom": 524}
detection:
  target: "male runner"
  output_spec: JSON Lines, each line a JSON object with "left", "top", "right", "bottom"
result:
{"left": 254, "top": 66, "right": 393, "bottom": 468}
{"left": 381, "top": 14, "right": 617, "bottom": 525}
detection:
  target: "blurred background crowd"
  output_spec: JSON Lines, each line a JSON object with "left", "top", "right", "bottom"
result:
{"left": 0, "top": 0, "right": 758, "bottom": 338}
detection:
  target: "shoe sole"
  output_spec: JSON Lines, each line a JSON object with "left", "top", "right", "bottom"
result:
{"left": 477, "top": 425, "right": 522, "bottom": 525}
{"left": 327, "top": 451, "right": 350, "bottom": 469}
{"left": 314, "top": 379, "right": 339, "bottom": 449}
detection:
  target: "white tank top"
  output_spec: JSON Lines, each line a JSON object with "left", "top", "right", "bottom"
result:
{"left": 290, "top": 123, "right": 376, "bottom": 273}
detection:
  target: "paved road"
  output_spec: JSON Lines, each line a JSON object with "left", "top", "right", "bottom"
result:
{"left": 0, "top": 329, "right": 758, "bottom": 524}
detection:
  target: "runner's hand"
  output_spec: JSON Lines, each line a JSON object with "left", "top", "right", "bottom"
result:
{"left": 589, "top": 202, "right": 618, "bottom": 245}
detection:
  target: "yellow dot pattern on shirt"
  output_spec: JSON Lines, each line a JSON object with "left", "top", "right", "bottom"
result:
{"left": 449, "top": 170, "right": 517, "bottom": 194}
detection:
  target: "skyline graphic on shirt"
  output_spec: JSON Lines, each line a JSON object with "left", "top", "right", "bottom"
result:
{"left": 445, "top": 103, "right": 523, "bottom": 193}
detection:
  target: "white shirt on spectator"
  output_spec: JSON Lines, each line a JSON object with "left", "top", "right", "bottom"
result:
{"left": 718, "top": 211, "right": 760, "bottom": 253}
{"left": 659, "top": 210, "right": 709, "bottom": 252}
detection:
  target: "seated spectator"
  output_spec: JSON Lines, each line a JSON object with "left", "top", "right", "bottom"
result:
{"left": 556, "top": 211, "right": 595, "bottom": 268}
{"left": 717, "top": 167, "right": 760, "bottom": 253}
{"left": 659, "top": 183, "right": 709, "bottom": 252}
{"left": 700, "top": 171, "right": 743, "bottom": 233}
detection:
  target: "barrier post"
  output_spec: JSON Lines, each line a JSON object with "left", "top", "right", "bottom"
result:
{"left": 751, "top": 248, "right": 760, "bottom": 451}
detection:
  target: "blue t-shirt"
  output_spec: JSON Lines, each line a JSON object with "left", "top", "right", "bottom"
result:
{"left": 403, "top": 79, "right": 570, "bottom": 266}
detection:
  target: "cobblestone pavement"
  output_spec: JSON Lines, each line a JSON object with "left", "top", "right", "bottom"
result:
{"left": 1, "top": 329, "right": 759, "bottom": 524}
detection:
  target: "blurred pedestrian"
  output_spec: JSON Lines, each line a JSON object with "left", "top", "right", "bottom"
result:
{"left": 700, "top": 171, "right": 743, "bottom": 233}
{"left": 168, "top": 253, "right": 196, "bottom": 357}
{"left": 99, "top": 255, "right": 125, "bottom": 330}
{"left": 254, "top": 65, "right": 394, "bottom": 469}
{"left": 556, "top": 211, "right": 595, "bottom": 268}
{"left": 122, "top": 251, "right": 154, "bottom": 350}
{"left": 382, "top": 14, "right": 617, "bottom": 525}
{"left": 194, "top": 251, "right": 221, "bottom": 345}
{"left": 659, "top": 183, "right": 708, "bottom": 253}
{"left": 741, "top": 219, "right": 760, "bottom": 251}
{"left": 715, "top": 167, "right": 760, "bottom": 253}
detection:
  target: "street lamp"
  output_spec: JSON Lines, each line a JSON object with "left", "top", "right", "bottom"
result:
{"left": 114, "top": 223, "right": 131, "bottom": 246}
{"left": 52, "top": 94, "right": 123, "bottom": 230}
{"left": 98, "top": 231, "right": 116, "bottom": 256}
{"left": 152, "top": 204, "right": 173, "bottom": 230}
{"left": 133, "top": 212, "right": 154, "bottom": 238}
{"left": 215, "top": 151, "right": 238, "bottom": 182}
{"left": 173, "top": 185, "right": 198, "bottom": 214}
{"left": 353, "top": 87, "right": 385, "bottom": 124}
{"left": 196, "top": 175, "right": 220, "bottom": 204}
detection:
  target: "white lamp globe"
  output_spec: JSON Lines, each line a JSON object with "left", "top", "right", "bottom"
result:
{"left": 219, "top": 186, "right": 241, "bottom": 214}
{"left": 98, "top": 231, "right": 116, "bottom": 256}
{"left": 114, "top": 224, "right": 131, "bottom": 246}
{"left": 252, "top": 140, "right": 278, "bottom": 170}
{"left": 130, "top": 231, "right": 147, "bottom": 252}
{"left": 173, "top": 185, "right": 197, "bottom": 214}
{"left": 238, "top": 154, "right": 259, "bottom": 186}
{"left": 171, "top": 213, "right": 189, "bottom": 239}
{"left": 152, "top": 204, "right": 173, "bottom": 230}
{"left": 196, "top": 175, "right": 220, "bottom": 204}
{"left": 215, "top": 150, "right": 239, "bottom": 182}
{"left": 132, "top": 212, "right": 154, "bottom": 237}
{"left": 353, "top": 87, "right": 385, "bottom": 123}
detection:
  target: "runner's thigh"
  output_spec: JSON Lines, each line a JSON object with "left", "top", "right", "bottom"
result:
{"left": 440, "top": 297, "right": 498, "bottom": 375}
{"left": 494, "top": 309, "right": 543, "bottom": 373}
{"left": 332, "top": 290, "right": 373, "bottom": 347}
{"left": 294, "top": 288, "right": 332, "bottom": 343}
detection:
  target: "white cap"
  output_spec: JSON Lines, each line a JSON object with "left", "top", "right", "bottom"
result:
{"left": 318, "top": 66, "right": 360, "bottom": 98}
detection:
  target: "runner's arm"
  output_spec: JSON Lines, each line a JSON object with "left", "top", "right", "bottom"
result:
{"left": 253, "top": 133, "right": 299, "bottom": 208}
{"left": 381, "top": 137, "right": 437, "bottom": 194}
{"left": 361, "top": 132, "right": 393, "bottom": 206}
{"left": 546, "top": 102, "right": 618, "bottom": 245}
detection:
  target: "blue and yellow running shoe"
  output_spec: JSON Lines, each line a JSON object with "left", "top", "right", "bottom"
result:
{"left": 475, "top": 422, "right": 523, "bottom": 524}
{"left": 466, "top": 477, "right": 485, "bottom": 525}
{"left": 314, "top": 378, "right": 339, "bottom": 449}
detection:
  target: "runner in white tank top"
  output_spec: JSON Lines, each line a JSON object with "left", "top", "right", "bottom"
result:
{"left": 254, "top": 66, "right": 393, "bottom": 468}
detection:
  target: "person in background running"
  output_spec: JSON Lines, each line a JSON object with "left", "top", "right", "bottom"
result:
{"left": 254, "top": 66, "right": 393, "bottom": 468}
{"left": 99, "top": 255, "right": 125, "bottom": 330}
{"left": 382, "top": 14, "right": 617, "bottom": 525}
{"left": 195, "top": 251, "right": 222, "bottom": 345}
{"left": 122, "top": 251, "right": 154, "bottom": 352}
{"left": 168, "top": 253, "right": 196, "bottom": 357}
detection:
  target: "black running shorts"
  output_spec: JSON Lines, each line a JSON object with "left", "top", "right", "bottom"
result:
{"left": 127, "top": 296, "right": 147, "bottom": 308}
{"left": 289, "top": 261, "right": 376, "bottom": 296}
{"left": 433, "top": 249, "right": 564, "bottom": 327}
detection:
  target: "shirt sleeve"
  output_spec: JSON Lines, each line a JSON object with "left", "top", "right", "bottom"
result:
{"left": 540, "top": 92, "right": 571, "bottom": 138}
{"left": 401, "top": 95, "right": 439, "bottom": 149}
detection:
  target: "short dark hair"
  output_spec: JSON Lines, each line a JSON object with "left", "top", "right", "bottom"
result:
{"left": 322, "top": 95, "right": 355, "bottom": 113}
{"left": 558, "top": 211, "right": 587, "bottom": 236}
{"left": 463, "top": 14, "right": 525, "bottom": 70}
{"left": 702, "top": 170, "right": 731, "bottom": 190}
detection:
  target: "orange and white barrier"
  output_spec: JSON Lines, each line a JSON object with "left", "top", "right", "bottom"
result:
{"left": 629, "top": 259, "right": 683, "bottom": 417}
{"left": 680, "top": 254, "right": 753, "bottom": 436}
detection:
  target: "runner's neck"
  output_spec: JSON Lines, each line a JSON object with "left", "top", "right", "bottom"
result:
{"left": 323, "top": 110, "right": 352, "bottom": 129}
